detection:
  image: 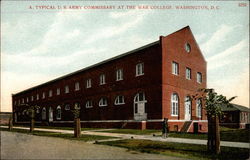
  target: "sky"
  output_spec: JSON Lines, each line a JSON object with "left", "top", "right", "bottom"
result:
{"left": 1, "top": 1, "right": 249, "bottom": 112}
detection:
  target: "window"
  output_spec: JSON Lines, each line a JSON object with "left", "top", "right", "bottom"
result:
{"left": 86, "top": 79, "right": 92, "bottom": 88}
{"left": 196, "top": 99, "right": 202, "bottom": 118}
{"left": 56, "top": 106, "right": 61, "bottom": 120}
{"left": 42, "top": 107, "right": 46, "bottom": 120}
{"left": 36, "top": 94, "right": 39, "bottom": 100}
{"left": 26, "top": 97, "right": 29, "bottom": 103}
{"left": 65, "top": 85, "right": 69, "bottom": 93}
{"left": 99, "top": 74, "right": 106, "bottom": 85}
{"left": 42, "top": 92, "right": 45, "bottom": 99}
{"left": 31, "top": 96, "right": 34, "bottom": 101}
{"left": 186, "top": 68, "right": 191, "bottom": 80}
{"left": 86, "top": 100, "right": 93, "bottom": 108}
{"left": 22, "top": 98, "right": 24, "bottom": 103}
{"left": 65, "top": 104, "right": 70, "bottom": 110}
{"left": 197, "top": 72, "right": 202, "bottom": 83}
{"left": 172, "top": 62, "right": 179, "bottom": 75}
{"left": 99, "top": 97, "right": 108, "bottom": 107}
{"left": 36, "top": 108, "right": 39, "bottom": 114}
{"left": 74, "top": 103, "right": 81, "bottom": 109}
{"left": 171, "top": 93, "right": 179, "bottom": 116}
{"left": 49, "top": 90, "right": 53, "bottom": 97}
{"left": 136, "top": 63, "right": 144, "bottom": 76}
{"left": 185, "top": 43, "right": 191, "bottom": 53}
{"left": 18, "top": 100, "right": 20, "bottom": 105}
{"left": 56, "top": 88, "right": 60, "bottom": 95}
{"left": 116, "top": 69, "right": 123, "bottom": 81}
{"left": 114, "top": 95, "right": 125, "bottom": 105}
{"left": 14, "top": 101, "right": 16, "bottom": 105}
{"left": 75, "top": 82, "right": 80, "bottom": 91}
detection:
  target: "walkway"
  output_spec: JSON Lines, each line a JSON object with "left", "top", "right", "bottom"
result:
{"left": 1, "top": 131, "right": 183, "bottom": 160}
{"left": 2, "top": 126, "right": 249, "bottom": 149}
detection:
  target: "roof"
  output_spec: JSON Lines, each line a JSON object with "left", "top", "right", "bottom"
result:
{"left": 221, "top": 103, "right": 250, "bottom": 112}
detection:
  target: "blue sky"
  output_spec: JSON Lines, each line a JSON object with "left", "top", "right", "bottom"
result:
{"left": 1, "top": 1, "right": 249, "bottom": 111}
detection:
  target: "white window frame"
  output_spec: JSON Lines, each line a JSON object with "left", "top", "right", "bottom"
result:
{"left": 114, "top": 95, "right": 125, "bottom": 105}
{"left": 65, "top": 85, "right": 69, "bottom": 93}
{"left": 116, "top": 69, "right": 123, "bottom": 81}
{"left": 56, "top": 88, "right": 60, "bottom": 95}
{"left": 49, "top": 90, "right": 53, "bottom": 97}
{"left": 136, "top": 63, "right": 144, "bottom": 76}
{"left": 26, "top": 97, "right": 29, "bottom": 103}
{"left": 56, "top": 106, "right": 61, "bottom": 120}
{"left": 99, "top": 74, "right": 106, "bottom": 85}
{"left": 86, "top": 79, "right": 92, "bottom": 88}
{"left": 172, "top": 62, "right": 179, "bottom": 75}
{"left": 18, "top": 100, "right": 20, "bottom": 105}
{"left": 171, "top": 93, "right": 179, "bottom": 116}
{"left": 75, "top": 82, "right": 80, "bottom": 91}
{"left": 186, "top": 67, "right": 191, "bottom": 80}
{"left": 21, "top": 98, "right": 24, "bottom": 103}
{"left": 197, "top": 72, "right": 202, "bottom": 83}
{"left": 31, "top": 96, "right": 34, "bottom": 101}
{"left": 86, "top": 100, "right": 93, "bottom": 108}
{"left": 36, "top": 94, "right": 39, "bottom": 100}
{"left": 99, "top": 97, "right": 108, "bottom": 107}
{"left": 196, "top": 99, "right": 202, "bottom": 118}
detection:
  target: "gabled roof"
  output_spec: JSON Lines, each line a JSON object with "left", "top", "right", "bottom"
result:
{"left": 221, "top": 103, "right": 249, "bottom": 112}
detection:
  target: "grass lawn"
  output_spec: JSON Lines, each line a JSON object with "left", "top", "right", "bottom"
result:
{"left": 96, "top": 139, "right": 250, "bottom": 160}
{"left": 97, "top": 127, "right": 249, "bottom": 142}
{"left": 0, "top": 127, "right": 115, "bottom": 142}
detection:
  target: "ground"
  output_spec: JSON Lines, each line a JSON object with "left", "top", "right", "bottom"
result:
{"left": 0, "top": 131, "right": 184, "bottom": 160}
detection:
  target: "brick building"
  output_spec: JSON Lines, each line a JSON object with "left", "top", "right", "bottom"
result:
{"left": 12, "top": 26, "right": 207, "bottom": 132}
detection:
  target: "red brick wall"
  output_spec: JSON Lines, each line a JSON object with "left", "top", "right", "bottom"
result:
{"left": 13, "top": 43, "right": 163, "bottom": 122}
{"left": 161, "top": 26, "right": 207, "bottom": 120}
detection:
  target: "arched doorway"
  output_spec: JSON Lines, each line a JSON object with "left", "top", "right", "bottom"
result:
{"left": 185, "top": 96, "right": 191, "bottom": 120}
{"left": 42, "top": 107, "right": 46, "bottom": 120}
{"left": 134, "top": 92, "right": 147, "bottom": 120}
{"left": 49, "top": 107, "right": 53, "bottom": 122}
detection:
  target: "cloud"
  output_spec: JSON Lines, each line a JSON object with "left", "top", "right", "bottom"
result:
{"left": 207, "top": 38, "right": 248, "bottom": 70}
{"left": 85, "top": 11, "right": 149, "bottom": 44}
{"left": 201, "top": 24, "right": 238, "bottom": 56}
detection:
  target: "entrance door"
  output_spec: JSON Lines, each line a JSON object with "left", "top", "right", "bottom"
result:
{"left": 185, "top": 97, "right": 191, "bottom": 120}
{"left": 134, "top": 92, "right": 147, "bottom": 120}
{"left": 49, "top": 107, "right": 53, "bottom": 122}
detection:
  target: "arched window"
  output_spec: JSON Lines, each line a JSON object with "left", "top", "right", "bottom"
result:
{"left": 99, "top": 98, "right": 108, "bottom": 107}
{"left": 134, "top": 92, "right": 146, "bottom": 114}
{"left": 196, "top": 99, "right": 202, "bottom": 118}
{"left": 56, "top": 106, "right": 61, "bottom": 120}
{"left": 114, "top": 95, "right": 125, "bottom": 105}
{"left": 86, "top": 100, "right": 93, "bottom": 108}
{"left": 74, "top": 103, "right": 81, "bottom": 109}
{"left": 171, "top": 93, "right": 179, "bottom": 116}
{"left": 42, "top": 107, "right": 46, "bottom": 120}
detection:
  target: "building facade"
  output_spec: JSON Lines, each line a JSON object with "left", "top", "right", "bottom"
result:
{"left": 220, "top": 104, "right": 250, "bottom": 129}
{"left": 12, "top": 26, "right": 207, "bottom": 132}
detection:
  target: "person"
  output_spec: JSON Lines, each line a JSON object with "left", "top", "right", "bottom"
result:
{"left": 162, "top": 118, "right": 168, "bottom": 138}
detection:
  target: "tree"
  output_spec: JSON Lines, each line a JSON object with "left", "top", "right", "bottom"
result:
{"left": 72, "top": 106, "right": 81, "bottom": 138}
{"left": 192, "top": 88, "right": 236, "bottom": 154}
{"left": 21, "top": 104, "right": 40, "bottom": 132}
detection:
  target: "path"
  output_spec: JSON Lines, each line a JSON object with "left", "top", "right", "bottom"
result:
{"left": 2, "top": 126, "right": 249, "bottom": 149}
